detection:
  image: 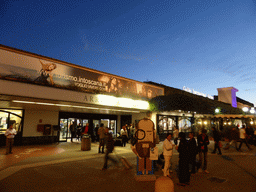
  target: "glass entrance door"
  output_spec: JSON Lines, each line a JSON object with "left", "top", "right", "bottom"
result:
{"left": 60, "top": 119, "right": 68, "bottom": 141}
{"left": 59, "top": 118, "right": 89, "bottom": 142}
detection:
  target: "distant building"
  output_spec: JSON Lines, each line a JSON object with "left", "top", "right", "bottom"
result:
{"left": 145, "top": 81, "right": 255, "bottom": 139}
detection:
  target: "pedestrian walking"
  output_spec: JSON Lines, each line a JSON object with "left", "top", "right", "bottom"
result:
{"left": 126, "top": 124, "right": 130, "bottom": 142}
{"left": 87, "top": 123, "right": 95, "bottom": 142}
{"left": 130, "top": 124, "right": 135, "bottom": 141}
{"left": 223, "top": 127, "right": 239, "bottom": 150}
{"left": 176, "top": 132, "right": 190, "bottom": 186}
{"left": 162, "top": 133, "right": 175, "bottom": 177}
{"left": 95, "top": 124, "right": 99, "bottom": 142}
{"left": 188, "top": 132, "right": 198, "bottom": 174}
{"left": 121, "top": 126, "right": 128, "bottom": 147}
{"left": 69, "top": 121, "right": 76, "bottom": 143}
{"left": 211, "top": 127, "right": 222, "bottom": 155}
{"left": 101, "top": 128, "right": 118, "bottom": 170}
{"left": 246, "top": 126, "right": 254, "bottom": 145}
{"left": 197, "top": 129, "right": 210, "bottom": 173}
{"left": 98, "top": 123, "right": 106, "bottom": 153}
{"left": 5, "top": 124, "right": 17, "bottom": 155}
{"left": 76, "top": 123, "right": 82, "bottom": 141}
{"left": 238, "top": 125, "right": 252, "bottom": 151}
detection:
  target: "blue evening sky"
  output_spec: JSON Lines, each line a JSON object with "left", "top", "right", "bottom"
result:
{"left": 1, "top": 0, "right": 256, "bottom": 105}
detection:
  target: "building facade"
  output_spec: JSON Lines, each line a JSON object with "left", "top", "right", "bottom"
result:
{"left": 0, "top": 45, "right": 164, "bottom": 146}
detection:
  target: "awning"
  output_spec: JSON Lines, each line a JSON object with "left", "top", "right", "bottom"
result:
{"left": 150, "top": 93, "right": 243, "bottom": 115}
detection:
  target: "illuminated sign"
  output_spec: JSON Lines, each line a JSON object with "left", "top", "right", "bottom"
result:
{"left": 83, "top": 94, "right": 149, "bottom": 110}
{"left": 183, "top": 86, "right": 214, "bottom": 100}
{"left": 0, "top": 47, "right": 164, "bottom": 100}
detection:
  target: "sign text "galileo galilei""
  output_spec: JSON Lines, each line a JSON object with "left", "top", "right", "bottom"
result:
{"left": 183, "top": 86, "right": 214, "bottom": 100}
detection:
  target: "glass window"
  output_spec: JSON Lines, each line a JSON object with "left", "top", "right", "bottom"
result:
{"left": 10, "top": 114, "right": 22, "bottom": 132}
{"left": 0, "top": 112, "right": 8, "bottom": 134}
{"left": 158, "top": 115, "right": 176, "bottom": 134}
{"left": 0, "top": 109, "right": 23, "bottom": 135}
{"left": 60, "top": 119, "right": 68, "bottom": 141}
{"left": 110, "top": 120, "right": 116, "bottom": 136}
{"left": 178, "top": 117, "right": 191, "bottom": 132}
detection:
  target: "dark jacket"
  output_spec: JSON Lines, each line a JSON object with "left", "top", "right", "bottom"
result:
{"left": 188, "top": 137, "right": 198, "bottom": 156}
{"left": 106, "top": 133, "right": 115, "bottom": 152}
{"left": 197, "top": 134, "right": 209, "bottom": 153}
{"left": 212, "top": 130, "right": 221, "bottom": 142}
{"left": 230, "top": 129, "right": 239, "bottom": 141}
{"left": 70, "top": 124, "right": 76, "bottom": 132}
{"left": 178, "top": 138, "right": 189, "bottom": 160}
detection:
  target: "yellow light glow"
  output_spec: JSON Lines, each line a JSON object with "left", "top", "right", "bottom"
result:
{"left": 228, "top": 122, "right": 231, "bottom": 125}
{"left": 12, "top": 100, "right": 141, "bottom": 113}
{"left": 96, "top": 94, "right": 149, "bottom": 110}
{"left": 224, "top": 122, "right": 227, "bottom": 125}
{"left": 204, "top": 121, "right": 207, "bottom": 125}
{"left": 198, "top": 122, "right": 202, "bottom": 124}
{"left": 250, "top": 121, "right": 253, "bottom": 125}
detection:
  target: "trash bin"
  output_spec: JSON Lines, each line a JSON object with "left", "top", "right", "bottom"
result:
{"left": 81, "top": 134, "right": 91, "bottom": 151}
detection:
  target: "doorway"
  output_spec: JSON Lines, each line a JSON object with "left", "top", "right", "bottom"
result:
{"left": 59, "top": 112, "right": 118, "bottom": 142}
{"left": 59, "top": 118, "right": 89, "bottom": 142}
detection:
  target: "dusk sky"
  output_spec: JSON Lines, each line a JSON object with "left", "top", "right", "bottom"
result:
{"left": 1, "top": 0, "right": 256, "bottom": 105}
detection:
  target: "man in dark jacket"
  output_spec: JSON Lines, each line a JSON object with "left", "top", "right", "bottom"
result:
{"left": 69, "top": 121, "right": 76, "bottom": 143}
{"left": 211, "top": 127, "right": 222, "bottom": 155}
{"left": 176, "top": 132, "right": 190, "bottom": 186}
{"left": 188, "top": 132, "right": 198, "bottom": 174}
{"left": 101, "top": 128, "right": 118, "bottom": 170}
{"left": 197, "top": 129, "right": 210, "bottom": 173}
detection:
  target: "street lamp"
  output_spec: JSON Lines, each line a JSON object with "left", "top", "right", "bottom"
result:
{"left": 242, "top": 107, "right": 249, "bottom": 112}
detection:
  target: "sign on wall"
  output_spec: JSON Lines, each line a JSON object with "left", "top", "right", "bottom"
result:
{"left": 183, "top": 86, "right": 214, "bottom": 100}
{"left": 0, "top": 48, "right": 164, "bottom": 99}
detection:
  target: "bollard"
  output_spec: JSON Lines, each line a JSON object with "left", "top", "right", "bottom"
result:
{"left": 155, "top": 176, "right": 174, "bottom": 192}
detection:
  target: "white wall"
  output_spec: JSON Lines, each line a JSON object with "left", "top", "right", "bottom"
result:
{"left": 23, "top": 109, "right": 59, "bottom": 137}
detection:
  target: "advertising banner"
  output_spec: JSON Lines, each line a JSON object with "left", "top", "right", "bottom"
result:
{"left": 0, "top": 48, "right": 164, "bottom": 99}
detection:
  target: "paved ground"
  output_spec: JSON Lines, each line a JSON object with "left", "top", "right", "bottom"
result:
{"left": 0, "top": 140, "right": 256, "bottom": 192}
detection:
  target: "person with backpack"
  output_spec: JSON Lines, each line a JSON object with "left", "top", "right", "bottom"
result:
{"left": 101, "top": 128, "right": 118, "bottom": 170}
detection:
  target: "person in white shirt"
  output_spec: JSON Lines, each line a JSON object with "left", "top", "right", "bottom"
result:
{"left": 120, "top": 126, "right": 128, "bottom": 147}
{"left": 162, "top": 133, "right": 175, "bottom": 177}
{"left": 238, "top": 125, "right": 252, "bottom": 151}
{"left": 5, "top": 124, "right": 17, "bottom": 155}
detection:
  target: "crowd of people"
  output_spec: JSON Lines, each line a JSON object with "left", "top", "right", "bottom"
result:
{"left": 162, "top": 130, "right": 207, "bottom": 186}
{"left": 161, "top": 125, "right": 256, "bottom": 186}
{"left": 68, "top": 122, "right": 135, "bottom": 147}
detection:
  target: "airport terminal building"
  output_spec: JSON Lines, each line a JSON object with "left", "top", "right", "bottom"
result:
{"left": 0, "top": 45, "right": 164, "bottom": 146}
{"left": 0, "top": 45, "right": 254, "bottom": 146}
